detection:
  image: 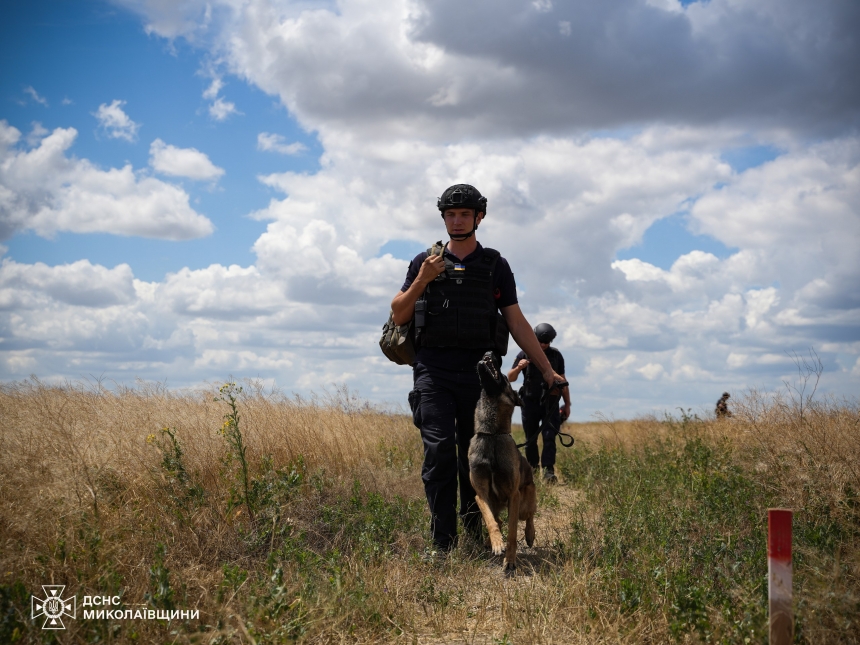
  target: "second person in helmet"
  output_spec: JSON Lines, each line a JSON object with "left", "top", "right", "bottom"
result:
{"left": 508, "top": 322, "right": 570, "bottom": 483}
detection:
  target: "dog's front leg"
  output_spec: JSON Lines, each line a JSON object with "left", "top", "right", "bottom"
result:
{"left": 471, "top": 476, "right": 505, "bottom": 555}
{"left": 504, "top": 488, "right": 520, "bottom": 571}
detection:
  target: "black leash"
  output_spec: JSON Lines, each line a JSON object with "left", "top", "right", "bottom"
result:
{"left": 516, "top": 379, "right": 575, "bottom": 449}
{"left": 515, "top": 428, "right": 574, "bottom": 450}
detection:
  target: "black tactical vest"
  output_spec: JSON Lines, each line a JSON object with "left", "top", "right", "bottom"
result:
{"left": 520, "top": 347, "right": 564, "bottom": 401}
{"left": 419, "top": 248, "right": 500, "bottom": 350}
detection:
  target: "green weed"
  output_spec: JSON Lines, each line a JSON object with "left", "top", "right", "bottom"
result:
{"left": 318, "top": 479, "right": 425, "bottom": 559}
{"left": 148, "top": 426, "right": 205, "bottom": 518}
{"left": 0, "top": 581, "right": 28, "bottom": 643}
{"left": 144, "top": 543, "right": 175, "bottom": 611}
{"left": 216, "top": 382, "right": 256, "bottom": 524}
{"left": 559, "top": 405, "right": 860, "bottom": 642}
{"left": 560, "top": 416, "right": 772, "bottom": 641}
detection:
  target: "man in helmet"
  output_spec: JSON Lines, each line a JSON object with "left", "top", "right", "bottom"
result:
{"left": 507, "top": 323, "right": 570, "bottom": 484}
{"left": 391, "top": 184, "right": 566, "bottom": 555}
{"left": 715, "top": 392, "right": 732, "bottom": 418}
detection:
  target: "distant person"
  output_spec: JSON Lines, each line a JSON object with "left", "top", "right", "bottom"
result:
{"left": 715, "top": 392, "right": 732, "bottom": 418}
{"left": 508, "top": 323, "right": 570, "bottom": 484}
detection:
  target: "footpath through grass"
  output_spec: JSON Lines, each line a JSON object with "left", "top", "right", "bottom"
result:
{"left": 0, "top": 378, "right": 857, "bottom": 643}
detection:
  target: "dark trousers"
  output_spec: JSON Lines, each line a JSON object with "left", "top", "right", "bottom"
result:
{"left": 411, "top": 362, "right": 482, "bottom": 549}
{"left": 521, "top": 398, "right": 560, "bottom": 470}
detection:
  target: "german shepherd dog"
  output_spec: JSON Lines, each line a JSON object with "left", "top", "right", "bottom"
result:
{"left": 469, "top": 351, "right": 537, "bottom": 571}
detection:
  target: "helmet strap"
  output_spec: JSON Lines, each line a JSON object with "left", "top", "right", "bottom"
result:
{"left": 442, "top": 212, "right": 479, "bottom": 241}
{"left": 448, "top": 227, "right": 475, "bottom": 241}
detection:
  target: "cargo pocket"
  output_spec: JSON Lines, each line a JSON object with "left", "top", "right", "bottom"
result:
{"left": 407, "top": 388, "right": 422, "bottom": 429}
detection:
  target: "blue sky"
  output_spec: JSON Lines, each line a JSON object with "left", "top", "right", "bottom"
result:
{"left": 2, "top": 0, "right": 320, "bottom": 281}
{"left": 1, "top": 0, "right": 858, "bottom": 418}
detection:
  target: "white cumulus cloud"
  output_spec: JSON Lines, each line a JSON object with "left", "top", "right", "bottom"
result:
{"left": 93, "top": 99, "right": 140, "bottom": 141}
{"left": 149, "top": 138, "right": 225, "bottom": 181}
{"left": 118, "top": 0, "right": 860, "bottom": 140}
{"left": 0, "top": 259, "right": 136, "bottom": 309}
{"left": 0, "top": 120, "right": 214, "bottom": 240}
{"left": 257, "top": 132, "right": 307, "bottom": 155}
{"left": 209, "top": 97, "right": 239, "bottom": 121}
{"left": 202, "top": 77, "right": 224, "bottom": 100}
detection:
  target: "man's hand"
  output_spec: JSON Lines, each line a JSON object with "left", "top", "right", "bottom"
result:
{"left": 415, "top": 254, "right": 445, "bottom": 286}
{"left": 542, "top": 368, "right": 567, "bottom": 394}
{"left": 507, "top": 358, "right": 529, "bottom": 383}
{"left": 541, "top": 366, "right": 564, "bottom": 386}
{"left": 390, "top": 252, "right": 446, "bottom": 325}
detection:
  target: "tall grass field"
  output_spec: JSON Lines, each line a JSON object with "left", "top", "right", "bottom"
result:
{"left": 1, "top": 369, "right": 857, "bottom": 643}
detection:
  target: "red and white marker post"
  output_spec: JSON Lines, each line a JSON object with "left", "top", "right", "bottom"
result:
{"left": 767, "top": 509, "right": 793, "bottom": 644}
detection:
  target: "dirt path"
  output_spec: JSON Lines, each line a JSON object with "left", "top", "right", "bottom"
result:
{"left": 496, "top": 477, "right": 586, "bottom": 577}
{"left": 406, "top": 479, "right": 591, "bottom": 645}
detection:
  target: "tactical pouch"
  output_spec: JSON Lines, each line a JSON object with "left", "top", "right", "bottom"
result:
{"left": 518, "top": 384, "right": 529, "bottom": 401}
{"left": 414, "top": 299, "right": 426, "bottom": 328}
{"left": 407, "top": 388, "right": 422, "bottom": 428}
{"left": 379, "top": 312, "right": 416, "bottom": 365}
{"left": 380, "top": 242, "right": 447, "bottom": 366}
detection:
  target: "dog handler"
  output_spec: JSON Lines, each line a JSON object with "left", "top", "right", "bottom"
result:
{"left": 507, "top": 323, "right": 571, "bottom": 483}
{"left": 391, "top": 184, "right": 565, "bottom": 555}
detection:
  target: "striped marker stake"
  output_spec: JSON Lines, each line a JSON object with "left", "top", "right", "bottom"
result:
{"left": 767, "top": 509, "right": 793, "bottom": 644}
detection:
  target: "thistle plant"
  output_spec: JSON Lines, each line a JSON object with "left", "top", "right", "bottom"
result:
{"left": 216, "top": 382, "right": 255, "bottom": 524}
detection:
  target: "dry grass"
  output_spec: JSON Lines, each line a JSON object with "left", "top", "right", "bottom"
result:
{"left": 1, "top": 379, "right": 424, "bottom": 643}
{"left": 1, "top": 369, "right": 858, "bottom": 644}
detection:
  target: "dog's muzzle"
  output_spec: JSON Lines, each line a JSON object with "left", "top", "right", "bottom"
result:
{"left": 477, "top": 351, "right": 506, "bottom": 396}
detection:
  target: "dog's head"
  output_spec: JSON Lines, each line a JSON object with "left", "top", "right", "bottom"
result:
{"left": 477, "top": 351, "right": 507, "bottom": 396}
{"left": 475, "top": 351, "right": 521, "bottom": 433}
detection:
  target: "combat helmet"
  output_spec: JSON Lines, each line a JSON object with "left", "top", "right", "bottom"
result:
{"left": 534, "top": 323, "right": 557, "bottom": 344}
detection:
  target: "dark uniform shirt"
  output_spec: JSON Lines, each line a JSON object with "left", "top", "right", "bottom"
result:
{"left": 512, "top": 347, "right": 565, "bottom": 401}
{"left": 401, "top": 242, "right": 517, "bottom": 371}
